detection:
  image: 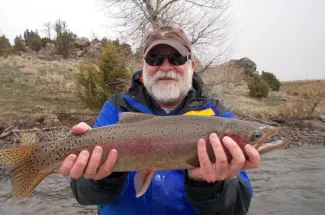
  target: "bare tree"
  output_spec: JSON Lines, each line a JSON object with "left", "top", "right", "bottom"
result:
{"left": 101, "top": 0, "right": 233, "bottom": 71}
{"left": 43, "top": 21, "right": 52, "bottom": 39}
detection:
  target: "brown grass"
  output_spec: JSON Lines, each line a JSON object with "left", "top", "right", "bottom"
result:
{"left": 203, "top": 64, "right": 325, "bottom": 120}
{"left": 0, "top": 54, "right": 97, "bottom": 127}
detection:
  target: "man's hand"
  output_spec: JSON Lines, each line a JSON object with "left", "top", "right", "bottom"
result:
{"left": 58, "top": 122, "right": 118, "bottom": 180}
{"left": 188, "top": 133, "right": 260, "bottom": 182}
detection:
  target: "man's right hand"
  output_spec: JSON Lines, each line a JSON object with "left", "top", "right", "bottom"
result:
{"left": 59, "top": 122, "right": 118, "bottom": 180}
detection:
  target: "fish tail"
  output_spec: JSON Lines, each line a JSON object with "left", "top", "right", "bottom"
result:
{"left": 0, "top": 146, "right": 53, "bottom": 200}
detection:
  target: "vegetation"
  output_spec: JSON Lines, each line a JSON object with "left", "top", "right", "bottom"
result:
{"left": 261, "top": 71, "right": 281, "bottom": 91}
{"left": 75, "top": 42, "right": 131, "bottom": 109}
{"left": 54, "top": 19, "right": 77, "bottom": 58}
{"left": 0, "top": 35, "right": 12, "bottom": 57}
{"left": 248, "top": 73, "right": 270, "bottom": 98}
{"left": 30, "top": 38, "right": 42, "bottom": 52}
{"left": 14, "top": 36, "right": 26, "bottom": 52}
{"left": 23, "top": 29, "right": 41, "bottom": 47}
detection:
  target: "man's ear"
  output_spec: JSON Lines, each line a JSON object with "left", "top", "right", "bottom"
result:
{"left": 191, "top": 59, "right": 196, "bottom": 70}
{"left": 140, "top": 59, "right": 145, "bottom": 67}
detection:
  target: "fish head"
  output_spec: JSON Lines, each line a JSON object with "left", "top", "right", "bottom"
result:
{"left": 222, "top": 121, "right": 279, "bottom": 153}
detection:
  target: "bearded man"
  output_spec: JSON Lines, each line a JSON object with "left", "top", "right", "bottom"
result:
{"left": 59, "top": 26, "right": 260, "bottom": 215}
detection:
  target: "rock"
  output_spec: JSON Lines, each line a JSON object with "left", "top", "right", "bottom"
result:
{"left": 280, "top": 96, "right": 290, "bottom": 102}
{"left": 74, "top": 37, "right": 90, "bottom": 49}
{"left": 33, "top": 105, "right": 47, "bottom": 113}
{"left": 0, "top": 139, "right": 5, "bottom": 147}
{"left": 229, "top": 57, "right": 257, "bottom": 77}
{"left": 76, "top": 50, "right": 84, "bottom": 57}
{"left": 86, "top": 41, "right": 103, "bottom": 58}
{"left": 44, "top": 43, "right": 56, "bottom": 55}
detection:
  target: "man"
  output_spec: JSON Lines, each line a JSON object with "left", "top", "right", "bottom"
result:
{"left": 59, "top": 26, "right": 260, "bottom": 215}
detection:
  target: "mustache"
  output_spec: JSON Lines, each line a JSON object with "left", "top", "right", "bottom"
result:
{"left": 152, "top": 71, "right": 181, "bottom": 82}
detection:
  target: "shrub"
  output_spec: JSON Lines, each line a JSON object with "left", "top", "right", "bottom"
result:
{"left": 14, "top": 36, "right": 27, "bottom": 52}
{"left": 23, "top": 29, "right": 40, "bottom": 46}
{"left": 30, "top": 38, "right": 42, "bottom": 52}
{"left": 261, "top": 71, "right": 281, "bottom": 91}
{"left": 0, "top": 35, "right": 12, "bottom": 56}
{"left": 75, "top": 42, "right": 131, "bottom": 109}
{"left": 248, "top": 73, "right": 269, "bottom": 98}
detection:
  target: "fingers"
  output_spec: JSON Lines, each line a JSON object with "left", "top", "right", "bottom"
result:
{"left": 197, "top": 138, "right": 215, "bottom": 182}
{"left": 72, "top": 122, "right": 92, "bottom": 135}
{"left": 222, "top": 136, "right": 245, "bottom": 178}
{"left": 83, "top": 146, "right": 103, "bottom": 179}
{"left": 69, "top": 150, "right": 90, "bottom": 179}
{"left": 209, "top": 133, "right": 228, "bottom": 180}
{"left": 94, "top": 149, "right": 118, "bottom": 180}
{"left": 59, "top": 154, "right": 77, "bottom": 176}
{"left": 242, "top": 144, "right": 261, "bottom": 170}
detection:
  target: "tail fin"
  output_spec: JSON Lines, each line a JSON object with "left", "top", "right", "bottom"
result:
{"left": 0, "top": 146, "right": 53, "bottom": 200}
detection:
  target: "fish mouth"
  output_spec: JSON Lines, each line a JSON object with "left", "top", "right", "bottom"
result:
{"left": 254, "top": 126, "right": 280, "bottom": 150}
{"left": 257, "top": 139, "right": 285, "bottom": 155}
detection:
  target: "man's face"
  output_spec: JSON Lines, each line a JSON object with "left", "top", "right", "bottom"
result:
{"left": 141, "top": 44, "right": 195, "bottom": 106}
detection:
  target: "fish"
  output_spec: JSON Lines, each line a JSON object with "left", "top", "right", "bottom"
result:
{"left": 0, "top": 112, "right": 284, "bottom": 200}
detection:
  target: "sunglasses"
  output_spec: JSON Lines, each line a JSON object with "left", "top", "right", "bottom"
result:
{"left": 145, "top": 53, "right": 191, "bottom": 66}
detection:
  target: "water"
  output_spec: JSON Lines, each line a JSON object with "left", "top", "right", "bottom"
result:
{"left": 1, "top": 146, "right": 325, "bottom": 215}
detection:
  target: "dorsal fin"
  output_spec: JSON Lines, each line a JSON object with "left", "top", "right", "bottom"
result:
{"left": 118, "top": 112, "right": 156, "bottom": 124}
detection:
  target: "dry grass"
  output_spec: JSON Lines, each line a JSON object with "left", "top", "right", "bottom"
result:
{"left": 0, "top": 54, "right": 97, "bottom": 127}
{"left": 203, "top": 65, "right": 325, "bottom": 120}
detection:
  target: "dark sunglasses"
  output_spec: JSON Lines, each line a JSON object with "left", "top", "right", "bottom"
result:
{"left": 145, "top": 53, "right": 191, "bottom": 66}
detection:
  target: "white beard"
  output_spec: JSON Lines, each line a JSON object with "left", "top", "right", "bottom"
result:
{"left": 143, "top": 66, "right": 193, "bottom": 105}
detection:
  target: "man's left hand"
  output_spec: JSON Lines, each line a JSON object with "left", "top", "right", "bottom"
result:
{"left": 188, "top": 133, "right": 260, "bottom": 182}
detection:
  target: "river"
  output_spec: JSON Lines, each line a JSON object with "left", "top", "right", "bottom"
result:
{"left": 0, "top": 146, "right": 325, "bottom": 215}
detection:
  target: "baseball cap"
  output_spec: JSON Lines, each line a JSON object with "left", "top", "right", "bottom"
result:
{"left": 143, "top": 26, "right": 191, "bottom": 57}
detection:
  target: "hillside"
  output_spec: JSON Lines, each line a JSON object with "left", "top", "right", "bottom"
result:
{"left": 0, "top": 54, "right": 324, "bottom": 149}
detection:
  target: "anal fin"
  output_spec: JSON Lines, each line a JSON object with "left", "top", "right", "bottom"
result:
{"left": 134, "top": 169, "right": 154, "bottom": 198}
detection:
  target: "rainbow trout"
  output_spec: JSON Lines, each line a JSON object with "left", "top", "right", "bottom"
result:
{"left": 0, "top": 112, "right": 284, "bottom": 200}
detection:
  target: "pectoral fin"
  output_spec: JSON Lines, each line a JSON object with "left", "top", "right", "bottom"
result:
{"left": 134, "top": 169, "right": 154, "bottom": 198}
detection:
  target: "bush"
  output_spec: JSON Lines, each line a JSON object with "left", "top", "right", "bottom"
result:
{"left": 248, "top": 73, "right": 269, "bottom": 98}
{"left": 75, "top": 42, "right": 131, "bottom": 108}
{"left": 261, "top": 71, "right": 281, "bottom": 91}
{"left": 30, "top": 38, "right": 42, "bottom": 52}
{"left": 23, "top": 29, "right": 40, "bottom": 46}
{"left": 14, "top": 36, "right": 27, "bottom": 52}
{"left": 0, "top": 35, "right": 12, "bottom": 56}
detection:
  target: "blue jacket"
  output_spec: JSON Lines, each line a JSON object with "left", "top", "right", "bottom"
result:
{"left": 70, "top": 71, "right": 253, "bottom": 215}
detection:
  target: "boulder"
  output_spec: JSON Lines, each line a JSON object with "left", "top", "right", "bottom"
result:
{"left": 229, "top": 57, "right": 257, "bottom": 76}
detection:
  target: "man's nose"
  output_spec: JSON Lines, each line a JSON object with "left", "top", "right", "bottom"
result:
{"left": 159, "top": 57, "right": 173, "bottom": 72}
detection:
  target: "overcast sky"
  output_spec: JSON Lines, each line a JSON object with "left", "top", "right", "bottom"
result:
{"left": 0, "top": 0, "right": 324, "bottom": 81}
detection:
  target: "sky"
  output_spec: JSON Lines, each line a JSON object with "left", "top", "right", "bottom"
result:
{"left": 0, "top": 0, "right": 324, "bottom": 81}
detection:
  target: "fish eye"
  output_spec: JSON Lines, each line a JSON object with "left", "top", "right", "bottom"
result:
{"left": 250, "top": 131, "right": 262, "bottom": 141}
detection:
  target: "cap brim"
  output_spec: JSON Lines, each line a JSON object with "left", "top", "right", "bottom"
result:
{"left": 144, "top": 40, "right": 189, "bottom": 57}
